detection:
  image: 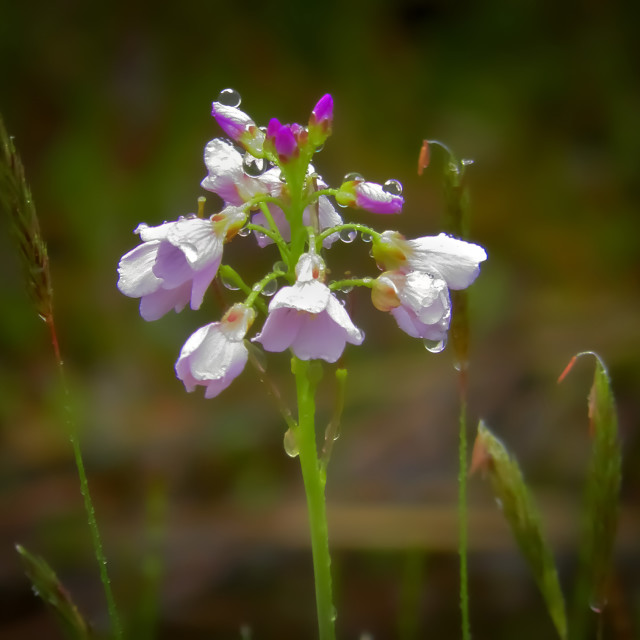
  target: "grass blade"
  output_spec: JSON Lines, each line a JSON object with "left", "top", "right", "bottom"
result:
{"left": 472, "top": 421, "right": 568, "bottom": 639}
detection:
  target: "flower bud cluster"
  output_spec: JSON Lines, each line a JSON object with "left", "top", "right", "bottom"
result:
{"left": 117, "top": 90, "right": 487, "bottom": 397}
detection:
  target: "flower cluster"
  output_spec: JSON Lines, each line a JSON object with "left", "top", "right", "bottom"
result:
{"left": 117, "top": 89, "right": 487, "bottom": 397}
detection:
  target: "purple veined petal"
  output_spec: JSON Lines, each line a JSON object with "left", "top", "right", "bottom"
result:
{"left": 166, "top": 217, "right": 222, "bottom": 269}
{"left": 189, "top": 258, "right": 221, "bottom": 309}
{"left": 324, "top": 294, "right": 365, "bottom": 345}
{"left": 151, "top": 242, "right": 194, "bottom": 287}
{"left": 391, "top": 305, "right": 449, "bottom": 341}
{"left": 406, "top": 233, "right": 488, "bottom": 290}
{"left": 212, "top": 102, "right": 255, "bottom": 141}
{"left": 269, "top": 280, "right": 331, "bottom": 315}
{"left": 139, "top": 282, "right": 191, "bottom": 322}
{"left": 253, "top": 307, "right": 302, "bottom": 353}
{"left": 117, "top": 241, "right": 163, "bottom": 297}
{"left": 355, "top": 182, "right": 403, "bottom": 214}
{"left": 290, "top": 310, "right": 350, "bottom": 363}
{"left": 201, "top": 139, "right": 247, "bottom": 205}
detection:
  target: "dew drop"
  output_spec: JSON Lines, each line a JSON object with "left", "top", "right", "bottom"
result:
{"left": 461, "top": 158, "right": 474, "bottom": 166}
{"left": 361, "top": 232, "right": 372, "bottom": 243}
{"left": 339, "top": 229, "right": 357, "bottom": 243}
{"left": 221, "top": 274, "right": 240, "bottom": 290}
{"left": 383, "top": 179, "right": 403, "bottom": 196}
{"left": 589, "top": 598, "right": 607, "bottom": 614}
{"left": 243, "top": 153, "right": 268, "bottom": 177}
{"left": 238, "top": 226, "right": 251, "bottom": 237}
{"left": 314, "top": 143, "right": 324, "bottom": 153}
{"left": 283, "top": 428, "right": 299, "bottom": 458}
{"left": 273, "top": 260, "right": 287, "bottom": 273}
{"left": 217, "top": 88, "right": 241, "bottom": 108}
{"left": 340, "top": 283, "right": 354, "bottom": 293}
{"left": 423, "top": 337, "right": 447, "bottom": 353}
{"left": 343, "top": 171, "right": 364, "bottom": 183}
{"left": 278, "top": 172, "right": 286, "bottom": 183}
{"left": 261, "top": 279, "right": 278, "bottom": 297}
{"left": 448, "top": 162, "right": 460, "bottom": 175}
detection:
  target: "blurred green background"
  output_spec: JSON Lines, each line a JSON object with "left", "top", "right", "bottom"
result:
{"left": 1, "top": 0, "right": 639, "bottom": 638}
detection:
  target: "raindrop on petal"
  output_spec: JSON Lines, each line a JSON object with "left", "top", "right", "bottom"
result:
{"left": 423, "top": 337, "right": 447, "bottom": 353}
{"left": 343, "top": 171, "right": 364, "bottom": 183}
{"left": 383, "top": 179, "right": 403, "bottom": 196}
{"left": 243, "top": 153, "right": 268, "bottom": 177}
{"left": 217, "top": 88, "right": 241, "bottom": 107}
{"left": 261, "top": 279, "right": 278, "bottom": 297}
{"left": 339, "top": 229, "right": 357, "bottom": 243}
{"left": 283, "top": 428, "right": 299, "bottom": 458}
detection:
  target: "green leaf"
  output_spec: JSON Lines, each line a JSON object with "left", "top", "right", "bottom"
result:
{"left": 561, "top": 352, "right": 622, "bottom": 636}
{"left": 472, "top": 422, "right": 568, "bottom": 640}
{"left": 16, "top": 544, "right": 93, "bottom": 640}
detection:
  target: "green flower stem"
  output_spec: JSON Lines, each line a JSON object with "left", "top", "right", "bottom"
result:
{"left": 317, "top": 222, "right": 380, "bottom": 246}
{"left": 48, "top": 318, "right": 123, "bottom": 640}
{"left": 292, "top": 358, "right": 336, "bottom": 640}
{"left": 458, "top": 394, "right": 470, "bottom": 640}
{"left": 328, "top": 277, "right": 373, "bottom": 292}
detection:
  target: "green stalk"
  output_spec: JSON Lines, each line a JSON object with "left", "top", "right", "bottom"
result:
{"left": 49, "top": 318, "right": 124, "bottom": 640}
{"left": 292, "top": 358, "right": 336, "bottom": 640}
{"left": 458, "top": 394, "right": 470, "bottom": 640}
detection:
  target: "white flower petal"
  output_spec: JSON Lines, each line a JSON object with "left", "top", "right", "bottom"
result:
{"left": 407, "top": 233, "right": 487, "bottom": 290}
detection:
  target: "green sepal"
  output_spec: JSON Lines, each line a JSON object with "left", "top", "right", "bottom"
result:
{"left": 472, "top": 422, "right": 568, "bottom": 640}
{"left": 16, "top": 544, "right": 94, "bottom": 639}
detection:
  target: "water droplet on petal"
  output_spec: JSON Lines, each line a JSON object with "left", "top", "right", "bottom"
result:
{"left": 343, "top": 171, "right": 364, "bottom": 183}
{"left": 339, "top": 229, "right": 357, "bottom": 243}
{"left": 261, "top": 279, "right": 278, "bottom": 297}
{"left": 283, "top": 428, "right": 299, "bottom": 458}
{"left": 221, "top": 274, "right": 240, "bottom": 290}
{"left": 383, "top": 179, "right": 403, "bottom": 196}
{"left": 243, "top": 153, "right": 268, "bottom": 177}
{"left": 238, "top": 227, "right": 251, "bottom": 237}
{"left": 278, "top": 172, "right": 286, "bottom": 183}
{"left": 423, "top": 337, "right": 447, "bottom": 353}
{"left": 217, "top": 88, "right": 241, "bottom": 107}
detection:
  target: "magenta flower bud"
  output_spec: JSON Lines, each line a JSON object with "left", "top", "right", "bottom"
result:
{"left": 267, "top": 117, "right": 281, "bottom": 139}
{"left": 335, "top": 180, "right": 404, "bottom": 215}
{"left": 312, "top": 94, "right": 333, "bottom": 123}
{"left": 308, "top": 94, "right": 333, "bottom": 147}
{"left": 275, "top": 124, "right": 298, "bottom": 161}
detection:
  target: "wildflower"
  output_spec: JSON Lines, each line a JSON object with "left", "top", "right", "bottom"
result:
{"left": 175, "top": 303, "right": 255, "bottom": 398}
{"left": 335, "top": 180, "right": 403, "bottom": 215}
{"left": 373, "top": 231, "right": 487, "bottom": 289}
{"left": 117, "top": 207, "right": 244, "bottom": 321}
{"left": 253, "top": 253, "right": 364, "bottom": 362}
{"left": 372, "top": 270, "right": 451, "bottom": 340}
